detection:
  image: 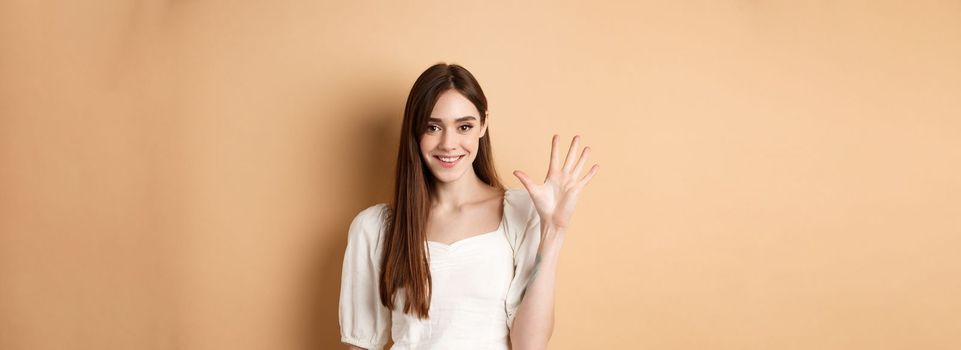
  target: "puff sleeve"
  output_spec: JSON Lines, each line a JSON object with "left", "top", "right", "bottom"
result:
{"left": 503, "top": 190, "right": 543, "bottom": 332}
{"left": 339, "top": 204, "right": 391, "bottom": 349}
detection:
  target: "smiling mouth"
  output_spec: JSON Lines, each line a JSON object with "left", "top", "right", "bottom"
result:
{"left": 434, "top": 155, "right": 465, "bottom": 163}
{"left": 433, "top": 154, "right": 465, "bottom": 168}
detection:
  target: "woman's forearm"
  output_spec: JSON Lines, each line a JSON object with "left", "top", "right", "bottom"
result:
{"left": 509, "top": 222, "right": 566, "bottom": 350}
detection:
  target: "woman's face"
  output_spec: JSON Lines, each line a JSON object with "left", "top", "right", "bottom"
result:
{"left": 419, "top": 89, "right": 487, "bottom": 184}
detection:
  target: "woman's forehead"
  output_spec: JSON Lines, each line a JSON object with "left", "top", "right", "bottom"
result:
{"left": 429, "top": 90, "right": 479, "bottom": 121}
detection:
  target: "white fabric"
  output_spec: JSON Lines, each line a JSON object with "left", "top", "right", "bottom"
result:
{"left": 339, "top": 188, "right": 542, "bottom": 349}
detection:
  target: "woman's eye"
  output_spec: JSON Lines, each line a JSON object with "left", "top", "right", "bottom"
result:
{"left": 426, "top": 124, "right": 472, "bottom": 133}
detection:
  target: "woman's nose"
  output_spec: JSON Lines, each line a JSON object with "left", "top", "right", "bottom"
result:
{"left": 440, "top": 130, "right": 457, "bottom": 149}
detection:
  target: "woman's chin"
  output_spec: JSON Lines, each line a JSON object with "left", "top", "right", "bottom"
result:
{"left": 431, "top": 171, "right": 463, "bottom": 183}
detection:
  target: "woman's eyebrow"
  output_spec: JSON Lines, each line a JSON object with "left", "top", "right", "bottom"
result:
{"left": 428, "top": 116, "right": 476, "bottom": 123}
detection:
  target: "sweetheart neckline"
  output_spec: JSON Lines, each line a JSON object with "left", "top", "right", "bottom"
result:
{"left": 425, "top": 189, "right": 509, "bottom": 249}
{"left": 426, "top": 226, "right": 504, "bottom": 249}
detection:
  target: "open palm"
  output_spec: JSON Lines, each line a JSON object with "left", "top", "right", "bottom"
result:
{"left": 512, "top": 135, "right": 599, "bottom": 230}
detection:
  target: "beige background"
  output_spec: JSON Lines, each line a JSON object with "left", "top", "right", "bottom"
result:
{"left": 1, "top": 1, "right": 960, "bottom": 349}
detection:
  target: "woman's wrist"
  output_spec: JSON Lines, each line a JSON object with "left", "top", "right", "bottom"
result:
{"left": 538, "top": 222, "right": 566, "bottom": 257}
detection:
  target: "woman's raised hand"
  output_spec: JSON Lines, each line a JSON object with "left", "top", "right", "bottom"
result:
{"left": 512, "top": 134, "right": 599, "bottom": 230}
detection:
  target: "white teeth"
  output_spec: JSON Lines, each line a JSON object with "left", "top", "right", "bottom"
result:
{"left": 438, "top": 155, "right": 462, "bottom": 162}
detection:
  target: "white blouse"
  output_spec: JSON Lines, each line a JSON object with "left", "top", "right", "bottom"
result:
{"left": 339, "top": 188, "right": 542, "bottom": 349}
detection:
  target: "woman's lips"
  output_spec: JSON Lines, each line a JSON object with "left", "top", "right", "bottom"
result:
{"left": 434, "top": 155, "right": 464, "bottom": 169}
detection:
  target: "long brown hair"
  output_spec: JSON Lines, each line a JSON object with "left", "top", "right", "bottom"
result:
{"left": 379, "top": 63, "right": 505, "bottom": 319}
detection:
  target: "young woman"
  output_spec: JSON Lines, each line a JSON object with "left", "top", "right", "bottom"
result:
{"left": 339, "top": 63, "right": 599, "bottom": 350}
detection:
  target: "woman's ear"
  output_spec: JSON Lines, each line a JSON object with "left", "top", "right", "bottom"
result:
{"left": 480, "top": 111, "right": 489, "bottom": 138}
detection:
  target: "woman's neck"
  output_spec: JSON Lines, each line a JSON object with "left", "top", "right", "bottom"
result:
{"left": 430, "top": 175, "right": 495, "bottom": 210}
